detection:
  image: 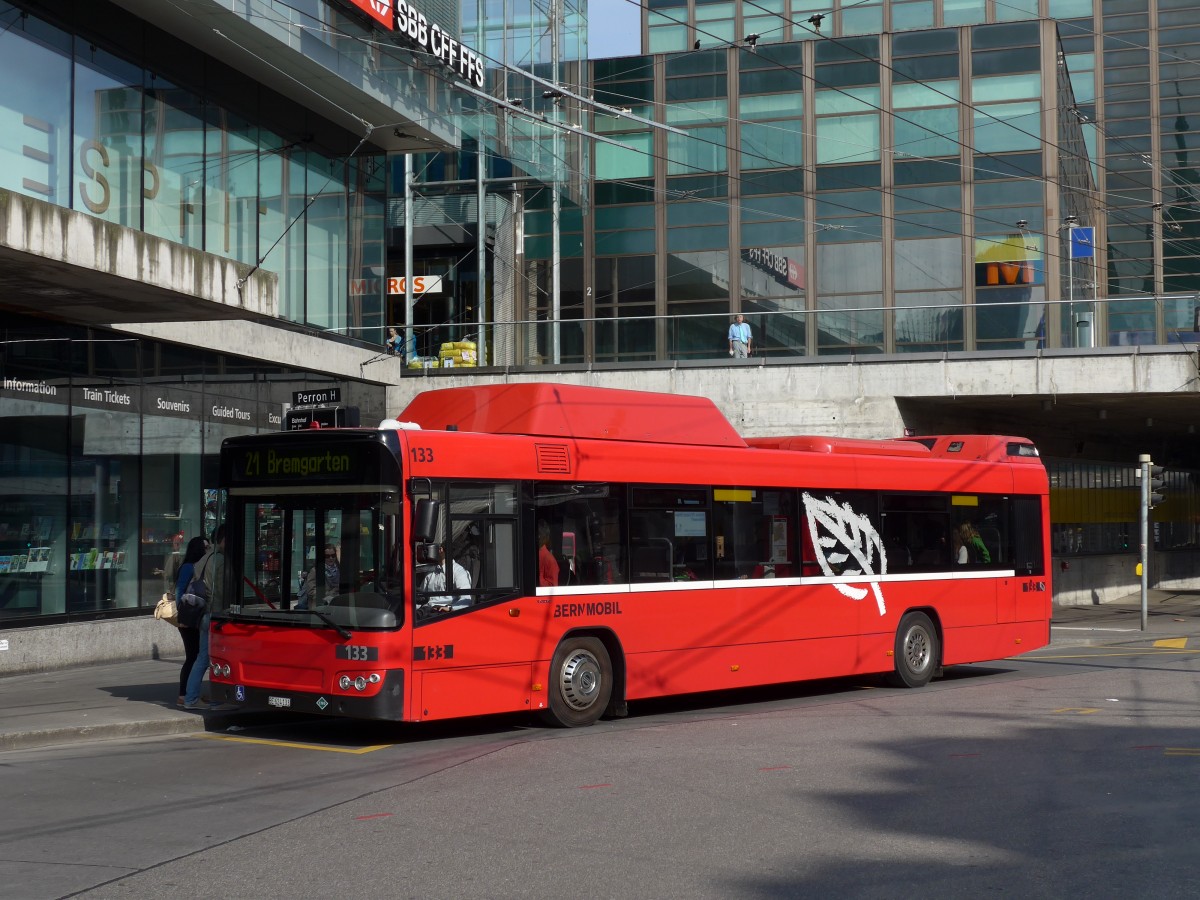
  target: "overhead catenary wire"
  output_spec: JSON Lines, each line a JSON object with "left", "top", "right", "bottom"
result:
{"left": 147, "top": 0, "right": 1193, "bottom": 298}
{"left": 165, "top": 0, "right": 1076, "bottom": 286}
{"left": 236, "top": 0, "right": 1110, "bottom": 248}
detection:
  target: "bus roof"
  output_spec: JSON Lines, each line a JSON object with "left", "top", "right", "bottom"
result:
{"left": 397, "top": 383, "right": 748, "bottom": 447}
{"left": 748, "top": 434, "right": 1040, "bottom": 462}
{"left": 394, "top": 384, "right": 1040, "bottom": 463}
{"left": 746, "top": 436, "right": 932, "bottom": 457}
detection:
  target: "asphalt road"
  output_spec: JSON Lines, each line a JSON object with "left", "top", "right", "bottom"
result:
{"left": 3, "top": 643, "right": 1199, "bottom": 900}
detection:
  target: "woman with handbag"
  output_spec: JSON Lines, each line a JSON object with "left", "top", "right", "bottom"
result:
{"left": 174, "top": 536, "right": 208, "bottom": 707}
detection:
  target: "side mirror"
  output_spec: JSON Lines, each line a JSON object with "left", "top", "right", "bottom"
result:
{"left": 413, "top": 498, "right": 440, "bottom": 543}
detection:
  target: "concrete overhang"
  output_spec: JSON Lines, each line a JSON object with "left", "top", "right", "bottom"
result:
{"left": 0, "top": 189, "right": 277, "bottom": 326}
{"left": 109, "top": 0, "right": 459, "bottom": 154}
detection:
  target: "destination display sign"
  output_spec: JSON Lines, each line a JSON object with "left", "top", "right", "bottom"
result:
{"left": 222, "top": 434, "right": 401, "bottom": 490}
{"left": 228, "top": 443, "right": 368, "bottom": 485}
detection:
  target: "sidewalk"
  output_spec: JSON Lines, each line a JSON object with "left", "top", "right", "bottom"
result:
{"left": 0, "top": 657, "right": 222, "bottom": 752}
{"left": 1048, "top": 589, "right": 1200, "bottom": 647}
{"left": 2, "top": 591, "right": 1198, "bottom": 753}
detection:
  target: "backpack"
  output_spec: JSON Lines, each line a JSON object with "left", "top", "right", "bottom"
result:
{"left": 177, "top": 556, "right": 211, "bottom": 628}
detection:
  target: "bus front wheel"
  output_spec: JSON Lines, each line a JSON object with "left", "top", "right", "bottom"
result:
{"left": 888, "top": 612, "right": 939, "bottom": 688}
{"left": 542, "top": 637, "right": 613, "bottom": 727}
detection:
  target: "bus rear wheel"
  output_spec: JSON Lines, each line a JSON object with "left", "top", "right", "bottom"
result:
{"left": 888, "top": 612, "right": 939, "bottom": 688}
{"left": 542, "top": 637, "right": 613, "bottom": 727}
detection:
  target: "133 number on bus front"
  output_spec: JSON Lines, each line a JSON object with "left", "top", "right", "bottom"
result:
{"left": 409, "top": 447, "right": 435, "bottom": 463}
{"left": 336, "top": 645, "right": 379, "bottom": 661}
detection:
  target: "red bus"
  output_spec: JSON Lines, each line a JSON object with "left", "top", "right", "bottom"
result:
{"left": 210, "top": 383, "right": 1050, "bottom": 726}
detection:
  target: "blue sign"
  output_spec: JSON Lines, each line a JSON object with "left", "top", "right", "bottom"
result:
{"left": 1070, "top": 226, "right": 1095, "bottom": 259}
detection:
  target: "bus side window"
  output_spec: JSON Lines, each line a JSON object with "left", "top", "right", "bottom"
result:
{"left": 800, "top": 517, "right": 821, "bottom": 576}
{"left": 533, "top": 485, "right": 626, "bottom": 587}
{"left": 583, "top": 499, "right": 624, "bottom": 585}
{"left": 417, "top": 482, "right": 520, "bottom": 610}
{"left": 1011, "top": 496, "right": 1043, "bottom": 575}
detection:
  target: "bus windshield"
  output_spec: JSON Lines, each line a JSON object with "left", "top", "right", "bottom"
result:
{"left": 222, "top": 486, "right": 404, "bottom": 630}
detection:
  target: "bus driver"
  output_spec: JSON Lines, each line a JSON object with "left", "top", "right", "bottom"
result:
{"left": 420, "top": 543, "right": 472, "bottom": 610}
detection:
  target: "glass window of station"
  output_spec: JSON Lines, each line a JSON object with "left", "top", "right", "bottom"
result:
{"left": 0, "top": 319, "right": 384, "bottom": 626}
{"left": 0, "top": 1, "right": 389, "bottom": 347}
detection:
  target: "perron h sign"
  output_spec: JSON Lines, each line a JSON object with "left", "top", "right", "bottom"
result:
{"left": 292, "top": 388, "right": 342, "bottom": 407}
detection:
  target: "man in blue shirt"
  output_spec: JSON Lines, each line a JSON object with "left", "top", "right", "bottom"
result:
{"left": 728, "top": 314, "right": 752, "bottom": 358}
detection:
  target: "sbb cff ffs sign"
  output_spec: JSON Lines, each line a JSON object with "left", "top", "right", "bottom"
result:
{"left": 284, "top": 405, "right": 361, "bottom": 431}
{"left": 340, "top": 0, "right": 486, "bottom": 88}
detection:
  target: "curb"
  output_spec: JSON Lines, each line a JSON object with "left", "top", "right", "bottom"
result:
{"left": 1049, "top": 626, "right": 1200, "bottom": 650}
{"left": 0, "top": 717, "right": 206, "bottom": 754}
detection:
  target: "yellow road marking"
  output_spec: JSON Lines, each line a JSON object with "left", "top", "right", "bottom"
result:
{"left": 1153, "top": 637, "right": 1189, "bottom": 649}
{"left": 1165, "top": 748, "right": 1200, "bottom": 757}
{"left": 1053, "top": 707, "right": 1100, "bottom": 714}
{"left": 194, "top": 733, "right": 391, "bottom": 754}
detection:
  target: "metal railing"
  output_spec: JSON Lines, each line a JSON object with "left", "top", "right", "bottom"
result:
{"left": 332, "top": 293, "right": 1200, "bottom": 369}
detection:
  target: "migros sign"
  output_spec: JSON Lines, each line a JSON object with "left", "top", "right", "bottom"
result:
{"left": 342, "top": 0, "right": 486, "bottom": 88}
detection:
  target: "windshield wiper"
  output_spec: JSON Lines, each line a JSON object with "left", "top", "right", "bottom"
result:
{"left": 309, "top": 606, "right": 352, "bottom": 639}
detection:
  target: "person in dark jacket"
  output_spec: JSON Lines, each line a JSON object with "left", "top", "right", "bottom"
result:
{"left": 174, "top": 536, "right": 208, "bottom": 707}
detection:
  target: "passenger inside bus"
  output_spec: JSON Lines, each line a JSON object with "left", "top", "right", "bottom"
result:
{"left": 296, "top": 543, "right": 340, "bottom": 609}
{"left": 955, "top": 521, "right": 991, "bottom": 564}
{"left": 538, "top": 520, "right": 560, "bottom": 586}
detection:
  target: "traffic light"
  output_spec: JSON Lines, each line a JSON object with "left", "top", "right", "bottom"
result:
{"left": 1148, "top": 464, "right": 1166, "bottom": 508}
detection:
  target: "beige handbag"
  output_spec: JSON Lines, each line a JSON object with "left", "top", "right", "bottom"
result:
{"left": 154, "top": 592, "right": 179, "bottom": 628}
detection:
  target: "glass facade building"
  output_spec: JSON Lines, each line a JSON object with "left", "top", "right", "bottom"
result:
{"left": 626, "top": 1, "right": 1200, "bottom": 353}
{"left": 505, "top": 20, "right": 1096, "bottom": 363}
{"left": 4, "top": 0, "right": 1200, "bottom": 630}
{"left": 397, "top": 1, "right": 1200, "bottom": 366}
{"left": 0, "top": 0, "right": 414, "bottom": 627}
{"left": 410, "top": 5, "right": 1200, "bottom": 366}
{"left": 0, "top": 0, "right": 391, "bottom": 338}
{"left": 0, "top": 0, "right": 589, "bottom": 628}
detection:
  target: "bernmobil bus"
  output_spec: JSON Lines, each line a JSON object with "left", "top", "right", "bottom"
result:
{"left": 207, "top": 383, "right": 1050, "bottom": 726}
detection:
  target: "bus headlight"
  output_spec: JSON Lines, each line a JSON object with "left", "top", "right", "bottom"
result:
{"left": 337, "top": 673, "right": 382, "bottom": 692}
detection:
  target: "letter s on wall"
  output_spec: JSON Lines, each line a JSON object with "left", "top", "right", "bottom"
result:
{"left": 78, "top": 140, "right": 111, "bottom": 215}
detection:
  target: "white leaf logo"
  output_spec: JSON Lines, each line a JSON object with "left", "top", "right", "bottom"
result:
{"left": 802, "top": 492, "right": 887, "bottom": 616}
